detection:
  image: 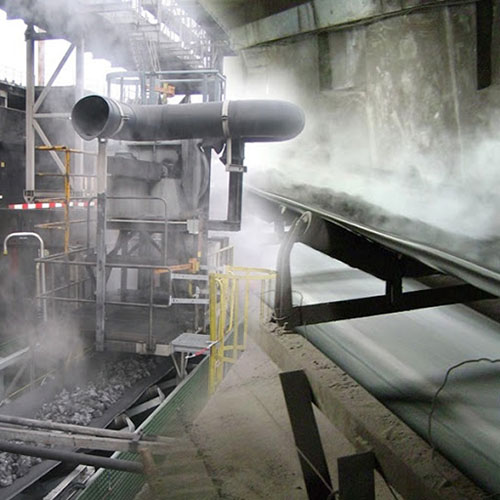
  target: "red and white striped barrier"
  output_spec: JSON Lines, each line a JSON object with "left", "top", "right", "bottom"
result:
{"left": 8, "top": 201, "right": 96, "bottom": 210}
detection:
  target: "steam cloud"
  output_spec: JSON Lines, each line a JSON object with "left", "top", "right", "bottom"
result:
{"left": 222, "top": 28, "right": 500, "bottom": 273}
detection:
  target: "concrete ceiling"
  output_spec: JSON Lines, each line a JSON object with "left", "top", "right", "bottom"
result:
{"left": 198, "top": 0, "right": 310, "bottom": 29}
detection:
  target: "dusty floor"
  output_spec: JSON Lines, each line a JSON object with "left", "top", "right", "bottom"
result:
{"left": 189, "top": 340, "right": 400, "bottom": 499}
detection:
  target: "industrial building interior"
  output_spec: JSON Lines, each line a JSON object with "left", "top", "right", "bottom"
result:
{"left": 0, "top": 0, "right": 499, "bottom": 499}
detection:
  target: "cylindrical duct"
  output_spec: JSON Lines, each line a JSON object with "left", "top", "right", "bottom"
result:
{"left": 71, "top": 95, "right": 305, "bottom": 142}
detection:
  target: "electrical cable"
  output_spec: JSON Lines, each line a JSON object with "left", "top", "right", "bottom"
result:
{"left": 427, "top": 357, "right": 500, "bottom": 449}
{"left": 427, "top": 357, "right": 500, "bottom": 499}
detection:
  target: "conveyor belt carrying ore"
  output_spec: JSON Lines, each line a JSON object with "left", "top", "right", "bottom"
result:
{"left": 0, "top": 354, "right": 172, "bottom": 500}
{"left": 249, "top": 172, "right": 500, "bottom": 275}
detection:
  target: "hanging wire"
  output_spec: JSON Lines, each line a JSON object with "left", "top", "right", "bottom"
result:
{"left": 427, "top": 357, "right": 500, "bottom": 499}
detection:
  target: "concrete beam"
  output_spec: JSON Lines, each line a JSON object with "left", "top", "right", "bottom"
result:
{"left": 252, "top": 322, "right": 486, "bottom": 500}
{"left": 225, "top": 0, "right": 473, "bottom": 49}
{"left": 199, "top": 0, "right": 311, "bottom": 29}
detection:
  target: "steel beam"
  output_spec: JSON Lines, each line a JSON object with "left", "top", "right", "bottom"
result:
{"left": 95, "top": 140, "right": 108, "bottom": 351}
{"left": 33, "top": 44, "right": 75, "bottom": 113}
{"left": 287, "top": 284, "right": 495, "bottom": 328}
{"left": 25, "top": 26, "right": 36, "bottom": 199}
{"left": 280, "top": 370, "right": 333, "bottom": 500}
{"left": 33, "top": 120, "right": 66, "bottom": 173}
{"left": 0, "top": 425, "right": 173, "bottom": 453}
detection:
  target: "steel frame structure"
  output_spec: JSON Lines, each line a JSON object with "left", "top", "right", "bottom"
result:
{"left": 33, "top": 68, "right": 245, "bottom": 356}
{"left": 24, "top": 26, "right": 85, "bottom": 202}
{"left": 106, "top": 68, "right": 226, "bottom": 104}
{"left": 246, "top": 187, "right": 499, "bottom": 329}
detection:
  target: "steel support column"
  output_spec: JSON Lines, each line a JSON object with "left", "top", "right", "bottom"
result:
{"left": 279, "top": 370, "right": 333, "bottom": 500}
{"left": 95, "top": 139, "right": 108, "bottom": 351}
{"left": 476, "top": 0, "right": 493, "bottom": 89}
{"left": 75, "top": 39, "right": 85, "bottom": 193}
{"left": 25, "top": 26, "right": 36, "bottom": 201}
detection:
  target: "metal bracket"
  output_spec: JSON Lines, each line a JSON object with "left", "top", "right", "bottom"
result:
{"left": 274, "top": 212, "right": 312, "bottom": 324}
{"left": 225, "top": 164, "right": 247, "bottom": 173}
{"left": 187, "top": 218, "right": 200, "bottom": 234}
{"left": 23, "top": 190, "right": 35, "bottom": 203}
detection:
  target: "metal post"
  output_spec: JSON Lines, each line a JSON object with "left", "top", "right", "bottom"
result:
{"left": 75, "top": 39, "right": 85, "bottom": 193}
{"left": 202, "top": 73, "right": 208, "bottom": 102}
{"left": 274, "top": 213, "right": 311, "bottom": 325}
{"left": 64, "top": 149, "right": 71, "bottom": 253}
{"left": 120, "top": 233, "right": 129, "bottom": 301}
{"left": 226, "top": 141, "right": 245, "bottom": 228}
{"left": 37, "top": 39, "right": 45, "bottom": 86}
{"left": 279, "top": 370, "right": 333, "bottom": 500}
{"left": 338, "top": 452, "right": 376, "bottom": 500}
{"left": 95, "top": 139, "right": 108, "bottom": 351}
{"left": 25, "top": 26, "right": 36, "bottom": 201}
{"left": 148, "top": 268, "right": 155, "bottom": 353}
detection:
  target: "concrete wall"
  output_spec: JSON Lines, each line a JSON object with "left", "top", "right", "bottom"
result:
{"left": 226, "top": 2, "right": 500, "bottom": 187}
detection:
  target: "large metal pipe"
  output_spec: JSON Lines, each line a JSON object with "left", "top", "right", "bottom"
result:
{"left": 71, "top": 95, "right": 305, "bottom": 142}
{"left": 0, "top": 439, "right": 143, "bottom": 474}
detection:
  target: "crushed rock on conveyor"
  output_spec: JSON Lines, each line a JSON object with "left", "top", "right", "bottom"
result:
{"left": 0, "top": 356, "right": 159, "bottom": 487}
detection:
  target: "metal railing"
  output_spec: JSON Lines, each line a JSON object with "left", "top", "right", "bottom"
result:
{"left": 36, "top": 146, "right": 97, "bottom": 253}
{"left": 208, "top": 266, "right": 276, "bottom": 393}
{"left": 208, "top": 244, "right": 234, "bottom": 273}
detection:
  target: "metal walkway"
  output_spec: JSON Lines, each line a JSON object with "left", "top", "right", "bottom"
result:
{"left": 0, "top": 0, "right": 231, "bottom": 72}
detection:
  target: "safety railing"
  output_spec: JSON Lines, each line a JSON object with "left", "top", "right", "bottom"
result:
{"left": 208, "top": 266, "right": 276, "bottom": 393}
{"left": 35, "top": 146, "right": 97, "bottom": 253}
{"left": 207, "top": 244, "right": 234, "bottom": 273}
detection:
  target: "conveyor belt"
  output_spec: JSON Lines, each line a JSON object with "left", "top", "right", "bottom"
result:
{"left": 247, "top": 186, "right": 500, "bottom": 298}
{"left": 247, "top": 187, "right": 500, "bottom": 494}
{"left": 0, "top": 354, "right": 172, "bottom": 500}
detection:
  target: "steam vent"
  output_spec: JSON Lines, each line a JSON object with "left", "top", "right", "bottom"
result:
{"left": 1, "top": 1, "right": 500, "bottom": 499}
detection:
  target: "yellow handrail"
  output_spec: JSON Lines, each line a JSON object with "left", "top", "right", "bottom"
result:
{"left": 208, "top": 266, "right": 276, "bottom": 394}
